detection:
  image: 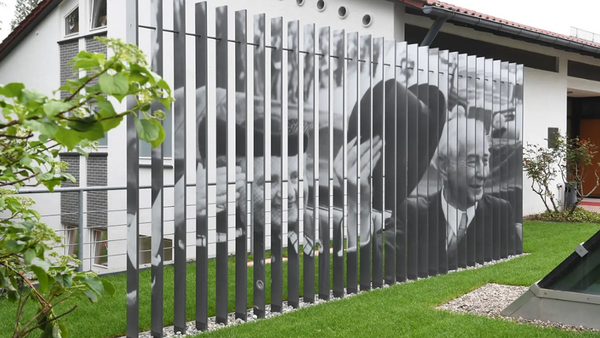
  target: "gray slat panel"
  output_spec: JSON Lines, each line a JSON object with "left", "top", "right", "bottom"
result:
{"left": 332, "top": 29, "right": 346, "bottom": 298}
{"left": 173, "top": 0, "right": 187, "bottom": 332}
{"left": 253, "top": 12, "right": 267, "bottom": 318}
{"left": 417, "top": 45, "right": 429, "bottom": 278}
{"left": 195, "top": 1, "right": 208, "bottom": 331}
{"left": 303, "top": 23, "right": 316, "bottom": 304}
{"left": 383, "top": 39, "right": 396, "bottom": 286}
{"left": 150, "top": 0, "right": 164, "bottom": 335}
{"left": 125, "top": 0, "right": 139, "bottom": 336}
{"left": 286, "top": 19, "right": 301, "bottom": 308}
{"left": 371, "top": 37, "right": 384, "bottom": 289}
{"left": 234, "top": 9, "right": 248, "bottom": 321}
{"left": 271, "top": 16, "right": 284, "bottom": 312}
{"left": 215, "top": 5, "right": 229, "bottom": 325}
{"left": 359, "top": 34, "right": 372, "bottom": 292}
{"left": 318, "top": 26, "right": 331, "bottom": 301}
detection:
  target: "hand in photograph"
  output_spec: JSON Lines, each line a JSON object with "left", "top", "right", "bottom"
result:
{"left": 196, "top": 163, "right": 245, "bottom": 216}
{"left": 333, "top": 135, "right": 383, "bottom": 191}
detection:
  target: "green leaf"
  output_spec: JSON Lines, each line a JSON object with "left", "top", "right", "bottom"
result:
{"left": 52, "top": 322, "right": 64, "bottom": 338}
{"left": 24, "top": 120, "right": 59, "bottom": 138}
{"left": 82, "top": 275, "right": 104, "bottom": 296}
{"left": 0, "top": 82, "right": 25, "bottom": 98}
{"left": 99, "top": 73, "right": 129, "bottom": 96}
{"left": 31, "top": 265, "right": 48, "bottom": 293}
{"left": 53, "top": 128, "right": 81, "bottom": 150}
{"left": 58, "top": 322, "right": 69, "bottom": 338}
{"left": 72, "top": 58, "right": 100, "bottom": 70}
{"left": 24, "top": 248, "right": 36, "bottom": 265}
{"left": 101, "top": 279, "right": 116, "bottom": 297}
{"left": 135, "top": 117, "right": 159, "bottom": 143}
{"left": 100, "top": 115, "right": 123, "bottom": 132}
{"left": 42, "top": 178, "right": 64, "bottom": 193}
{"left": 5, "top": 240, "right": 25, "bottom": 253}
{"left": 43, "top": 101, "right": 72, "bottom": 117}
{"left": 56, "top": 274, "right": 73, "bottom": 288}
{"left": 32, "top": 257, "right": 51, "bottom": 271}
{"left": 148, "top": 118, "right": 165, "bottom": 148}
{"left": 96, "top": 100, "right": 116, "bottom": 117}
{"left": 83, "top": 289, "right": 99, "bottom": 303}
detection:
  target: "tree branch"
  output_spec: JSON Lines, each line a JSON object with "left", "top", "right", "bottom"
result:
{"left": 0, "top": 172, "right": 39, "bottom": 187}
{"left": 18, "top": 305, "right": 78, "bottom": 338}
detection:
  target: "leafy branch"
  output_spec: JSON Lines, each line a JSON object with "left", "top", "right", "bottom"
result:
{"left": 0, "top": 36, "right": 173, "bottom": 338}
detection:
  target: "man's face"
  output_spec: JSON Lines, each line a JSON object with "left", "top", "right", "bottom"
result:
{"left": 247, "top": 154, "right": 303, "bottom": 227}
{"left": 445, "top": 131, "right": 490, "bottom": 209}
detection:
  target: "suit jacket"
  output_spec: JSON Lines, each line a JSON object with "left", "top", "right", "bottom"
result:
{"left": 404, "top": 191, "right": 518, "bottom": 271}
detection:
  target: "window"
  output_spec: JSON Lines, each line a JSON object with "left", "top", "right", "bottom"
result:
{"left": 64, "top": 225, "right": 79, "bottom": 257}
{"left": 139, "top": 236, "right": 173, "bottom": 265}
{"left": 65, "top": 7, "right": 79, "bottom": 36}
{"left": 90, "top": 0, "right": 107, "bottom": 29}
{"left": 92, "top": 229, "right": 108, "bottom": 267}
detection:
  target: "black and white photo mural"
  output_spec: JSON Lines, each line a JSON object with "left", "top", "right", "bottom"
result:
{"left": 127, "top": 1, "right": 524, "bottom": 336}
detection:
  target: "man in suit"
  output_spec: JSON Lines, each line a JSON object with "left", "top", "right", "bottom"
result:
{"left": 409, "top": 116, "right": 515, "bottom": 269}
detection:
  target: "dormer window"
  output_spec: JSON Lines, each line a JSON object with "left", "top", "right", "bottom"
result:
{"left": 65, "top": 7, "right": 79, "bottom": 36}
{"left": 90, "top": 0, "right": 107, "bottom": 29}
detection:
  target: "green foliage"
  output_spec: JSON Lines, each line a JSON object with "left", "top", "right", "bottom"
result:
{"left": 523, "top": 132, "right": 600, "bottom": 215}
{"left": 525, "top": 207, "right": 600, "bottom": 223}
{"left": 0, "top": 37, "right": 173, "bottom": 338}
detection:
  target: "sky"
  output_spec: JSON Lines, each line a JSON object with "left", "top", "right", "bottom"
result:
{"left": 0, "top": 0, "right": 599, "bottom": 43}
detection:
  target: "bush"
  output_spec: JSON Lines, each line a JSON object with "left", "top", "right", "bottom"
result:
{"left": 525, "top": 207, "right": 600, "bottom": 223}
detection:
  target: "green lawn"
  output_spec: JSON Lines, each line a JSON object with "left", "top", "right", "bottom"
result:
{"left": 1, "top": 221, "right": 599, "bottom": 338}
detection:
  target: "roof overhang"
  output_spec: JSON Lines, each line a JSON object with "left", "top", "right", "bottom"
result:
{"left": 394, "top": 0, "right": 600, "bottom": 59}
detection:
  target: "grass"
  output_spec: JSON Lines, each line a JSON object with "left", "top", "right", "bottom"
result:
{"left": 1, "top": 221, "right": 599, "bottom": 338}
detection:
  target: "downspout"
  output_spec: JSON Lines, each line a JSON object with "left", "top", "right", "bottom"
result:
{"left": 421, "top": 5, "right": 600, "bottom": 56}
{"left": 421, "top": 16, "right": 447, "bottom": 47}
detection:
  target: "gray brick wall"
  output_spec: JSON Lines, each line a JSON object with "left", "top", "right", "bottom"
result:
{"left": 60, "top": 153, "right": 80, "bottom": 226}
{"left": 85, "top": 37, "right": 107, "bottom": 86}
{"left": 87, "top": 153, "right": 108, "bottom": 229}
{"left": 59, "top": 41, "right": 79, "bottom": 99}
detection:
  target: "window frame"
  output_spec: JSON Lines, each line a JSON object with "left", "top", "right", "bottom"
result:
{"left": 89, "top": 0, "right": 108, "bottom": 31}
{"left": 91, "top": 228, "right": 108, "bottom": 268}
{"left": 64, "top": 6, "right": 80, "bottom": 37}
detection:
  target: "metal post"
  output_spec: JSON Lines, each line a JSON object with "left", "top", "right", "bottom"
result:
{"left": 78, "top": 189, "right": 84, "bottom": 272}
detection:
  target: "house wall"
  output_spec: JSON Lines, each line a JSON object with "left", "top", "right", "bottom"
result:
{"left": 3, "top": 0, "right": 600, "bottom": 272}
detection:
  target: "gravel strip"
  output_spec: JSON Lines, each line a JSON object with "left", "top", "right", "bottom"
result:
{"left": 437, "top": 283, "right": 599, "bottom": 332}
{"left": 120, "top": 254, "right": 527, "bottom": 338}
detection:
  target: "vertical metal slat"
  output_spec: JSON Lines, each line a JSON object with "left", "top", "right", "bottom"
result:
{"left": 173, "top": 0, "right": 186, "bottom": 333}
{"left": 287, "top": 19, "right": 301, "bottom": 308}
{"left": 150, "top": 0, "right": 164, "bottom": 336}
{"left": 346, "top": 32, "right": 359, "bottom": 294}
{"left": 318, "top": 26, "right": 331, "bottom": 301}
{"left": 234, "top": 9, "right": 248, "bottom": 321}
{"left": 195, "top": 1, "right": 208, "bottom": 331}
{"left": 125, "top": 0, "right": 139, "bottom": 336}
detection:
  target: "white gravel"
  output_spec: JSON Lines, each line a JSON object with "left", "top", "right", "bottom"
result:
{"left": 120, "top": 254, "right": 532, "bottom": 338}
{"left": 437, "top": 283, "right": 600, "bottom": 332}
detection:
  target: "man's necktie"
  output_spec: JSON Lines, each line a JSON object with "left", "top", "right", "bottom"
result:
{"left": 448, "top": 212, "right": 468, "bottom": 254}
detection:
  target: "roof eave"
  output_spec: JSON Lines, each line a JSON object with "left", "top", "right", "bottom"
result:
{"left": 418, "top": 4, "right": 600, "bottom": 58}
{"left": 0, "top": 0, "right": 63, "bottom": 64}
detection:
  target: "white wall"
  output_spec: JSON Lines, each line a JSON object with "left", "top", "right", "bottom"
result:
{"left": 0, "top": 9, "right": 61, "bottom": 94}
